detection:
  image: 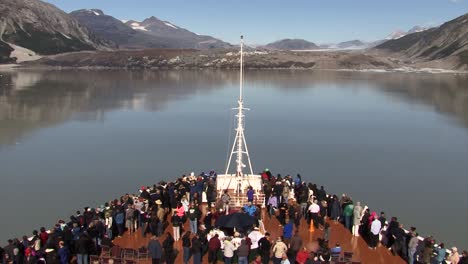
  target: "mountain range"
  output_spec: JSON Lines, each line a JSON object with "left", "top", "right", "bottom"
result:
{"left": 70, "top": 9, "right": 231, "bottom": 50}
{"left": 375, "top": 14, "right": 468, "bottom": 62}
{"left": 264, "top": 26, "right": 433, "bottom": 51}
{"left": 0, "top": 0, "right": 466, "bottom": 70}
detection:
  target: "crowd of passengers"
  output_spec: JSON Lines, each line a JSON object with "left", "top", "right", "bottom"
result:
{"left": 1, "top": 170, "right": 466, "bottom": 264}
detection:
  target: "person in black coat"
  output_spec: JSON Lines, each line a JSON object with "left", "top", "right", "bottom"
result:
{"left": 75, "top": 234, "right": 92, "bottom": 264}
{"left": 162, "top": 232, "right": 175, "bottom": 264}
{"left": 258, "top": 232, "right": 272, "bottom": 264}
{"left": 191, "top": 235, "right": 203, "bottom": 264}
{"left": 386, "top": 217, "right": 399, "bottom": 249}
{"left": 181, "top": 231, "right": 191, "bottom": 264}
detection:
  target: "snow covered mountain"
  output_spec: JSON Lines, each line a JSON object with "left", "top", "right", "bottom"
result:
{"left": 385, "top": 26, "right": 431, "bottom": 40}
{"left": 375, "top": 13, "right": 468, "bottom": 63}
{"left": 70, "top": 9, "right": 165, "bottom": 49}
{"left": 124, "top": 16, "right": 232, "bottom": 49}
{"left": 71, "top": 10, "right": 231, "bottom": 49}
{"left": 0, "top": 0, "right": 112, "bottom": 63}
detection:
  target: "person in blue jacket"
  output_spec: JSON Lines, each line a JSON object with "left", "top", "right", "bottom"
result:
{"left": 247, "top": 186, "right": 254, "bottom": 203}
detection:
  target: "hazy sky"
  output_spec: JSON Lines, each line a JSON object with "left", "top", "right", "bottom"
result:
{"left": 43, "top": 0, "right": 467, "bottom": 44}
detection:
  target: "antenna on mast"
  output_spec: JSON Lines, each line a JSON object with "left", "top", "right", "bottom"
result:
{"left": 224, "top": 35, "right": 254, "bottom": 177}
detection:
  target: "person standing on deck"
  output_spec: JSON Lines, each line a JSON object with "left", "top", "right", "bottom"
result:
{"left": 386, "top": 217, "right": 399, "bottom": 249}
{"left": 171, "top": 211, "right": 182, "bottom": 241}
{"left": 237, "top": 239, "right": 250, "bottom": 264}
{"left": 282, "top": 182, "right": 290, "bottom": 202}
{"left": 392, "top": 223, "right": 406, "bottom": 258}
{"left": 221, "top": 190, "right": 231, "bottom": 215}
{"left": 258, "top": 232, "right": 272, "bottom": 264}
{"left": 316, "top": 186, "right": 326, "bottom": 202}
{"left": 298, "top": 186, "right": 309, "bottom": 219}
{"left": 125, "top": 205, "right": 135, "bottom": 234}
{"left": 208, "top": 234, "right": 221, "bottom": 264}
{"left": 187, "top": 203, "right": 201, "bottom": 234}
{"left": 191, "top": 234, "right": 202, "bottom": 264}
{"left": 57, "top": 241, "right": 70, "bottom": 264}
{"left": 267, "top": 195, "right": 278, "bottom": 219}
{"left": 408, "top": 232, "right": 419, "bottom": 264}
{"left": 223, "top": 236, "right": 235, "bottom": 264}
{"left": 277, "top": 201, "right": 288, "bottom": 226}
{"left": 343, "top": 202, "right": 354, "bottom": 231}
{"left": 75, "top": 233, "right": 91, "bottom": 264}
{"left": 378, "top": 212, "right": 386, "bottom": 229}
{"left": 369, "top": 216, "right": 381, "bottom": 250}
{"left": 182, "top": 231, "right": 192, "bottom": 264}
{"left": 155, "top": 200, "right": 165, "bottom": 224}
{"left": 308, "top": 200, "right": 320, "bottom": 228}
{"left": 282, "top": 221, "right": 293, "bottom": 245}
{"left": 436, "top": 243, "right": 447, "bottom": 264}
{"left": 148, "top": 235, "right": 162, "bottom": 264}
{"left": 163, "top": 232, "right": 175, "bottom": 264}
{"left": 272, "top": 237, "right": 288, "bottom": 264}
{"left": 181, "top": 195, "right": 189, "bottom": 212}
{"left": 247, "top": 186, "right": 255, "bottom": 203}
{"left": 248, "top": 227, "right": 263, "bottom": 261}
{"left": 289, "top": 231, "right": 303, "bottom": 263}
{"left": 352, "top": 201, "right": 363, "bottom": 236}
{"left": 273, "top": 181, "right": 283, "bottom": 203}
{"left": 114, "top": 209, "right": 124, "bottom": 237}
{"left": 329, "top": 196, "right": 341, "bottom": 222}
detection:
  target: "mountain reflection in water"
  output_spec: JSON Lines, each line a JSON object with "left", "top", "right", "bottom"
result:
{"left": 1, "top": 70, "right": 466, "bottom": 148}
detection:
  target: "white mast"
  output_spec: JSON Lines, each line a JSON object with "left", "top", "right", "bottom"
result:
{"left": 225, "top": 35, "right": 254, "bottom": 177}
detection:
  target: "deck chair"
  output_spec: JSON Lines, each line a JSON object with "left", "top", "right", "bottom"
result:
{"left": 89, "top": 255, "right": 99, "bottom": 264}
{"left": 110, "top": 245, "right": 121, "bottom": 258}
{"left": 122, "top": 248, "right": 136, "bottom": 260}
{"left": 100, "top": 257, "right": 111, "bottom": 264}
{"left": 111, "top": 258, "right": 123, "bottom": 264}
{"left": 343, "top": 251, "right": 353, "bottom": 261}
{"left": 331, "top": 252, "right": 341, "bottom": 262}
{"left": 100, "top": 245, "right": 111, "bottom": 257}
{"left": 137, "top": 247, "right": 149, "bottom": 259}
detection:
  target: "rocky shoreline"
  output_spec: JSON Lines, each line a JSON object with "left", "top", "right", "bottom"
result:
{"left": 17, "top": 49, "right": 467, "bottom": 72}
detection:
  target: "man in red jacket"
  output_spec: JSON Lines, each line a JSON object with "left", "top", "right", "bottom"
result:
{"left": 208, "top": 234, "right": 221, "bottom": 264}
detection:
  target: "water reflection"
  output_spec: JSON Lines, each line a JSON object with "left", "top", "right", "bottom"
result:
{"left": 245, "top": 70, "right": 468, "bottom": 127}
{"left": 0, "top": 70, "right": 467, "bottom": 147}
{"left": 0, "top": 70, "right": 235, "bottom": 146}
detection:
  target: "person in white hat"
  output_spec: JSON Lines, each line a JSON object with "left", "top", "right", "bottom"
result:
{"left": 248, "top": 227, "right": 263, "bottom": 259}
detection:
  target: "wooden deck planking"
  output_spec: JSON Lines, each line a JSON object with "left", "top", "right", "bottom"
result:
{"left": 113, "top": 207, "right": 406, "bottom": 264}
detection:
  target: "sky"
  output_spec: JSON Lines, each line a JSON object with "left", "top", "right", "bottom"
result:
{"left": 43, "top": 0, "right": 467, "bottom": 45}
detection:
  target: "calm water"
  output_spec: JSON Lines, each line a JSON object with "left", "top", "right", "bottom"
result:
{"left": 0, "top": 69, "right": 467, "bottom": 248}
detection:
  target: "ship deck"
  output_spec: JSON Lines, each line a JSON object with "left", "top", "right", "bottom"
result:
{"left": 113, "top": 206, "right": 406, "bottom": 264}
